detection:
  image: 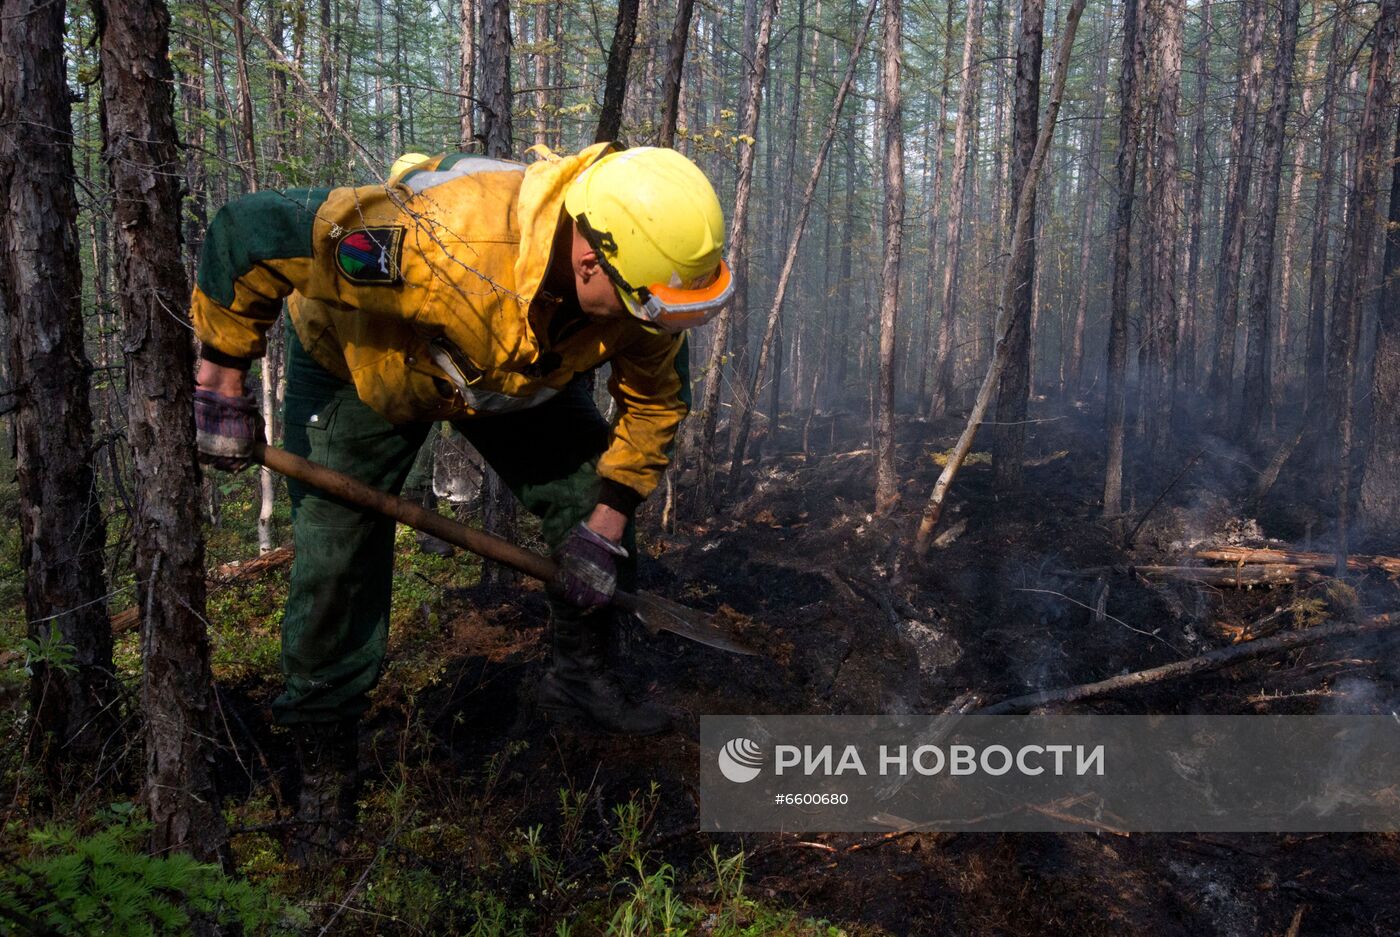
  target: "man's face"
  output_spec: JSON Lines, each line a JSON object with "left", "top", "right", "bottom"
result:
{"left": 571, "top": 223, "right": 630, "bottom": 320}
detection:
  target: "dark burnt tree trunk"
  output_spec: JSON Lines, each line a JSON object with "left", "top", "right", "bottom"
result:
{"left": 480, "top": 0, "right": 512, "bottom": 158}
{"left": 1327, "top": 0, "right": 1398, "bottom": 568}
{"left": 1238, "top": 0, "right": 1299, "bottom": 442}
{"left": 595, "top": 0, "right": 640, "bottom": 143}
{"left": 1, "top": 0, "right": 119, "bottom": 784}
{"left": 874, "top": 0, "right": 904, "bottom": 512}
{"left": 657, "top": 0, "right": 697, "bottom": 147}
{"left": 98, "top": 0, "right": 229, "bottom": 864}
{"left": 1102, "top": 0, "right": 1144, "bottom": 516}
{"left": 1359, "top": 105, "right": 1400, "bottom": 536}
{"left": 991, "top": 0, "right": 1045, "bottom": 491}
{"left": 1205, "top": 0, "right": 1265, "bottom": 409}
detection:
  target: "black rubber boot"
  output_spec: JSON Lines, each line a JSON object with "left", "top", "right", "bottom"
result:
{"left": 287, "top": 720, "right": 360, "bottom": 867}
{"left": 538, "top": 607, "right": 671, "bottom": 736}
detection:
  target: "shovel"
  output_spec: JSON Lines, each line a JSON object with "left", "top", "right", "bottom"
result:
{"left": 253, "top": 442, "right": 758, "bottom": 656}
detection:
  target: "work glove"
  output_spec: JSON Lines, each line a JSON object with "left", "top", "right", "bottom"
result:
{"left": 194, "top": 388, "right": 263, "bottom": 471}
{"left": 552, "top": 522, "right": 629, "bottom": 610}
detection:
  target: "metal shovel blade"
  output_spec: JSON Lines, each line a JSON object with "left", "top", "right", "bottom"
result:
{"left": 615, "top": 589, "right": 761, "bottom": 657}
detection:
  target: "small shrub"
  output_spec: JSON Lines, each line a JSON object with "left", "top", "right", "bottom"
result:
{"left": 0, "top": 817, "right": 301, "bottom": 936}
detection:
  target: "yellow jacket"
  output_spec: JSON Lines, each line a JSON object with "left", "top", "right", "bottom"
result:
{"left": 190, "top": 143, "right": 690, "bottom": 510}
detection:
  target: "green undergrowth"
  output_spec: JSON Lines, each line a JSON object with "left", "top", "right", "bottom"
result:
{"left": 235, "top": 748, "right": 866, "bottom": 936}
{"left": 0, "top": 808, "right": 304, "bottom": 935}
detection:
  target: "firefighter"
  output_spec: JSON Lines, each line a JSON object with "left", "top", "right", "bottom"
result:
{"left": 190, "top": 144, "right": 730, "bottom": 859}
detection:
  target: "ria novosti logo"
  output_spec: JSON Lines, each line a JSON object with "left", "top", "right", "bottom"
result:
{"left": 718, "top": 738, "right": 764, "bottom": 783}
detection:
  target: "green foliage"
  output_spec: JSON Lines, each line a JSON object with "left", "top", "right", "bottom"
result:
{"left": 0, "top": 817, "right": 302, "bottom": 936}
{"left": 19, "top": 631, "right": 77, "bottom": 677}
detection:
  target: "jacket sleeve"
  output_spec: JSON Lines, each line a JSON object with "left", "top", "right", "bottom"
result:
{"left": 190, "top": 188, "right": 332, "bottom": 365}
{"left": 596, "top": 331, "right": 691, "bottom": 513}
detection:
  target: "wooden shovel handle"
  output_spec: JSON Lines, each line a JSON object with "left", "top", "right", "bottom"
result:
{"left": 254, "top": 441, "right": 559, "bottom": 584}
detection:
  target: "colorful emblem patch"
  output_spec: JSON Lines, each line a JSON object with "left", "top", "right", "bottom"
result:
{"left": 335, "top": 227, "right": 404, "bottom": 284}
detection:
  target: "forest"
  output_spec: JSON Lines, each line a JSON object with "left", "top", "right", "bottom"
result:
{"left": 1, "top": 0, "right": 1399, "bottom": 929}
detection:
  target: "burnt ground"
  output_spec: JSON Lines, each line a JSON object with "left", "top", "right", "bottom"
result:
{"left": 225, "top": 398, "right": 1400, "bottom": 936}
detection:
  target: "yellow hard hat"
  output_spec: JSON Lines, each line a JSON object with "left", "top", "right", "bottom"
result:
{"left": 564, "top": 147, "right": 730, "bottom": 332}
{"left": 387, "top": 151, "right": 432, "bottom": 184}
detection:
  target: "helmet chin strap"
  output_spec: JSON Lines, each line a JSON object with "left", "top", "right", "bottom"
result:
{"left": 573, "top": 212, "right": 644, "bottom": 300}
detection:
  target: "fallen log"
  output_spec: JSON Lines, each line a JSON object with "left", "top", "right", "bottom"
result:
{"left": 1129, "top": 564, "right": 1324, "bottom": 586}
{"left": 975, "top": 613, "right": 1398, "bottom": 714}
{"left": 110, "top": 544, "right": 294, "bottom": 634}
{"left": 1060, "top": 564, "right": 1323, "bottom": 586}
{"left": 1190, "top": 546, "right": 1400, "bottom": 577}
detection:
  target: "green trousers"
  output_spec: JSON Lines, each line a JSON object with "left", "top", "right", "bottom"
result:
{"left": 275, "top": 327, "right": 634, "bottom": 725}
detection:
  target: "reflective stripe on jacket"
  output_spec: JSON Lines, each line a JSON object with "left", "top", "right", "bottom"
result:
{"left": 190, "top": 143, "right": 690, "bottom": 509}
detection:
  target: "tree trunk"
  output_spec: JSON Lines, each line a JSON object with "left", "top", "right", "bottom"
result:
{"left": 1359, "top": 107, "right": 1400, "bottom": 535}
{"left": 929, "top": 0, "right": 986, "bottom": 416}
{"left": 1180, "top": 0, "right": 1211, "bottom": 393}
{"left": 1274, "top": 7, "right": 1320, "bottom": 401}
{"left": 769, "top": 0, "right": 808, "bottom": 424}
{"left": 319, "top": 0, "right": 338, "bottom": 156}
{"left": 1326, "top": 0, "right": 1398, "bottom": 569}
{"left": 534, "top": 2, "right": 549, "bottom": 146}
{"left": 694, "top": 0, "right": 777, "bottom": 509}
{"left": 1205, "top": 0, "right": 1266, "bottom": 408}
{"left": 1102, "top": 0, "right": 1144, "bottom": 516}
{"left": 1304, "top": 20, "right": 1346, "bottom": 411}
{"left": 872, "top": 0, "right": 905, "bottom": 512}
{"left": 914, "top": 0, "right": 1088, "bottom": 554}
{"left": 991, "top": 0, "right": 1045, "bottom": 491}
{"left": 458, "top": 0, "right": 475, "bottom": 148}
{"left": 1238, "top": 0, "right": 1299, "bottom": 441}
{"left": 658, "top": 0, "right": 697, "bottom": 146}
{"left": 480, "top": 0, "right": 512, "bottom": 158}
{"left": 1, "top": 0, "right": 118, "bottom": 782}
{"left": 918, "top": 0, "right": 955, "bottom": 407}
{"left": 1141, "top": 0, "right": 1184, "bottom": 449}
{"left": 596, "top": 0, "right": 641, "bottom": 143}
{"left": 721, "top": 0, "right": 776, "bottom": 458}
{"left": 99, "top": 0, "right": 230, "bottom": 865}
{"left": 1067, "top": 0, "right": 1112, "bottom": 394}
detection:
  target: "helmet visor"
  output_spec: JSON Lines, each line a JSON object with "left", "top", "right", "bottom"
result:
{"left": 623, "top": 261, "right": 734, "bottom": 333}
